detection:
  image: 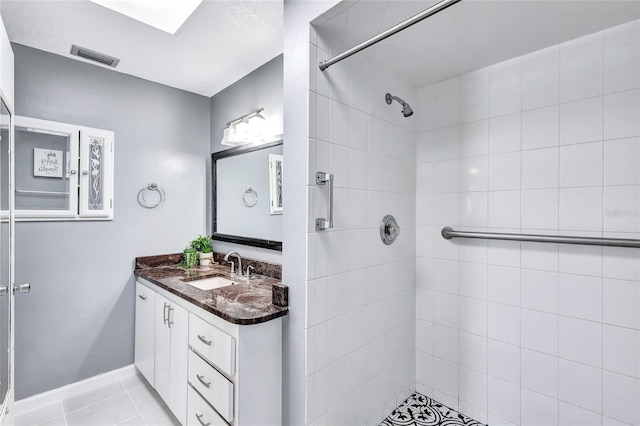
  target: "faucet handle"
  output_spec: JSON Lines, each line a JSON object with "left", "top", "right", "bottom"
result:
{"left": 245, "top": 265, "right": 255, "bottom": 279}
{"left": 227, "top": 260, "right": 235, "bottom": 275}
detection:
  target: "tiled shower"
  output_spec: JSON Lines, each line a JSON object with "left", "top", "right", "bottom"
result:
{"left": 306, "top": 5, "right": 639, "bottom": 426}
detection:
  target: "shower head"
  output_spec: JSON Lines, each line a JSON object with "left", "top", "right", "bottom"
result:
{"left": 385, "top": 93, "right": 414, "bottom": 117}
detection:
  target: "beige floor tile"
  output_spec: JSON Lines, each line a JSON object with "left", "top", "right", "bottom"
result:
{"left": 62, "top": 382, "right": 126, "bottom": 414}
{"left": 15, "top": 402, "right": 64, "bottom": 426}
{"left": 65, "top": 393, "right": 138, "bottom": 426}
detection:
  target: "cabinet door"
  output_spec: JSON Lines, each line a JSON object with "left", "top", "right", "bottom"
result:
{"left": 134, "top": 283, "right": 155, "bottom": 386}
{"left": 79, "top": 127, "right": 113, "bottom": 218}
{"left": 168, "top": 303, "right": 188, "bottom": 425}
{"left": 154, "top": 294, "right": 171, "bottom": 404}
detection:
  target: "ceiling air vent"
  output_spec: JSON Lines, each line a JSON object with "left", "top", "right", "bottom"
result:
{"left": 70, "top": 45, "right": 120, "bottom": 68}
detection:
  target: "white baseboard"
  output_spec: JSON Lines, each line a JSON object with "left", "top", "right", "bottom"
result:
{"left": 14, "top": 364, "right": 137, "bottom": 416}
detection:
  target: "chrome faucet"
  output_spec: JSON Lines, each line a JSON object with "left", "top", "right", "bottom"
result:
{"left": 223, "top": 251, "right": 242, "bottom": 276}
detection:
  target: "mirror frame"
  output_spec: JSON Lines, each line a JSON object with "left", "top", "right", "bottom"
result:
{"left": 211, "top": 140, "right": 283, "bottom": 251}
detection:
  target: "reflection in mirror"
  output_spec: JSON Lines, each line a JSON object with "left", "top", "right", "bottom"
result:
{"left": 14, "top": 127, "right": 72, "bottom": 210}
{"left": 0, "top": 99, "right": 10, "bottom": 405}
{"left": 212, "top": 141, "right": 283, "bottom": 250}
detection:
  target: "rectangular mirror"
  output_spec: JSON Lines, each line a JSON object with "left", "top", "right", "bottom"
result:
{"left": 212, "top": 140, "right": 282, "bottom": 251}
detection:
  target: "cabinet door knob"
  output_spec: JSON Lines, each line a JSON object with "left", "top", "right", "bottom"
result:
{"left": 195, "top": 413, "right": 210, "bottom": 426}
{"left": 138, "top": 294, "right": 147, "bottom": 301}
{"left": 197, "top": 334, "right": 212, "bottom": 346}
{"left": 196, "top": 374, "right": 211, "bottom": 388}
{"left": 82, "top": 170, "right": 89, "bottom": 176}
{"left": 70, "top": 169, "right": 77, "bottom": 175}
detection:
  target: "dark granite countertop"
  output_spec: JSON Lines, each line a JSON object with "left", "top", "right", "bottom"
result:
{"left": 134, "top": 254, "right": 288, "bottom": 325}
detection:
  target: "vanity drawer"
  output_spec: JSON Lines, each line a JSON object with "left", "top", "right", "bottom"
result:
{"left": 187, "top": 386, "right": 227, "bottom": 426}
{"left": 189, "top": 313, "right": 235, "bottom": 376}
{"left": 188, "top": 350, "right": 234, "bottom": 423}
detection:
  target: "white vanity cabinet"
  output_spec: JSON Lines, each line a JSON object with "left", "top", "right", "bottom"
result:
{"left": 134, "top": 278, "right": 283, "bottom": 425}
{"left": 154, "top": 294, "right": 188, "bottom": 426}
{"left": 134, "top": 283, "right": 155, "bottom": 386}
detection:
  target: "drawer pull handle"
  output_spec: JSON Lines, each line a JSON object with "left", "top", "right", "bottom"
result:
{"left": 196, "top": 374, "right": 211, "bottom": 388}
{"left": 197, "top": 334, "right": 212, "bottom": 346}
{"left": 195, "top": 413, "right": 210, "bottom": 426}
{"left": 138, "top": 294, "right": 147, "bottom": 301}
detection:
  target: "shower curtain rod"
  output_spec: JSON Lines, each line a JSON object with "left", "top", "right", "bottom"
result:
{"left": 318, "top": 0, "right": 463, "bottom": 71}
{"left": 441, "top": 227, "right": 640, "bottom": 249}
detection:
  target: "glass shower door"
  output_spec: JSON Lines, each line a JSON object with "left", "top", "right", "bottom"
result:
{"left": 0, "top": 99, "right": 13, "bottom": 423}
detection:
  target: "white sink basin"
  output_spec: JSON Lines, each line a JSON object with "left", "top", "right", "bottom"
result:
{"left": 184, "top": 276, "right": 236, "bottom": 291}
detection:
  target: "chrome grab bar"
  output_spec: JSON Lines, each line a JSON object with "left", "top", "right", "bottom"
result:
{"left": 316, "top": 172, "right": 334, "bottom": 231}
{"left": 441, "top": 227, "right": 640, "bottom": 248}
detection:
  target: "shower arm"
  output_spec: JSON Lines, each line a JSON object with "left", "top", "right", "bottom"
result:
{"left": 318, "top": 0, "right": 463, "bottom": 71}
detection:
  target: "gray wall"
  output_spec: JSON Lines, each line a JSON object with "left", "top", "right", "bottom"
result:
{"left": 209, "top": 54, "right": 283, "bottom": 262}
{"left": 13, "top": 44, "right": 210, "bottom": 399}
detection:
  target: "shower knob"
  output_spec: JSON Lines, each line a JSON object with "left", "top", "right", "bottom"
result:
{"left": 380, "top": 215, "right": 400, "bottom": 245}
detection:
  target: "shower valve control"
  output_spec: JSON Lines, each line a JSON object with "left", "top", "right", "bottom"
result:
{"left": 380, "top": 215, "right": 400, "bottom": 245}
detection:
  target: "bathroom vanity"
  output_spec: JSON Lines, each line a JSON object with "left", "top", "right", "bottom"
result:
{"left": 133, "top": 254, "right": 287, "bottom": 426}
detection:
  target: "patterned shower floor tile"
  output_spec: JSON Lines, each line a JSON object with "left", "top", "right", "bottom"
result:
{"left": 380, "top": 393, "right": 485, "bottom": 426}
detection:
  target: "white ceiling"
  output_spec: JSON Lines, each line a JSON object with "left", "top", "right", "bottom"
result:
{"left": 314, "top": 0, "right": 640, "bottom": 88}
{"left": 1, "top": 0, "right": 283, "bottom": 97}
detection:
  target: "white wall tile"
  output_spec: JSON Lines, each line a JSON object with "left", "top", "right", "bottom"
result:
{"left": 559, "top": 359, "right": 603, "bottom": 413}
{"left": 488, "top": 303, "right": 520, "bottom": 345}
{"left": 559, "top": 402, "right": 603, "bottom": 426}
{"left": 459, "top": 331, "right": 488, "bottom": 374}
{"left": 489, "top": 152, "right": 521, "bottom": 190}
{"left": 521, "top": 269, "right": 559, "bottom": 313}
{"left": 522, "top": 349, "right": 559, "bottom": 398}
{"left": 329, "top": 99, "right": 350, "bottom": 146}
{"left": 604, "top": 137, "right": 640, "bottom": 186}
{"left": 560, "top": 51, "right": 604, "bottom": 103}
{"left": 434, "top": 259, "right": 459, "bottom": 295}
{"left": 459, "top": 367, "right": 488, "bottom": 410}
{"left": 488, "top": 377, "right": 521, "bottom": 425}
{"left": 522, "top": 105, "right": 559, "bottom": 150}
{"left": 603, "top": 247, "right": 640, "bottom": 281}
{"left": 523, "top": 45, "right": 560, "bottom": 72}
{"left": 522, "top": 147, "right": 559, "bottom": 189}
{"left": 560, "top": 97, "right": 604, "bottom": 145}
{"left": 605, "top": 42, "right": 640, "bottom": 94}
{"left": 433, "top": 358, "right": 459, "bottom": 398}
{"left": 521, "top": 389, "right": 559, "bottom": 426}
{"left": 436, "top": 91, "right": 462, "bottom": 128}
{"left": 488, "top": 190, "right": 521, "bottom": 229}
{"left": 605, "top": 19, "right": 640, "bottom": 48}
{"left": 490, "top": 57, "right": 522, "bottom": 81}
{"left": 435, "top": 159, "right": 461, "bottom": 193}
{"left": 490, "top": 75, "right": 522, "bottom": 117}
{"left": 522, "top": 189, "right": 559, "bottom": 230}
{"left": 559, "top": 187, "right": 603, "bottom": 232}
{"left": 461, "top": 120, "right": 489, "bottom": 158}
{"left": 522, "top": 309, "right": 559, "bottom": 356}
{"left": 460, "top": 156, "right": 488, "bottom": 192}
{"left": 603, "top": 324, "right": 640, "bottom": 379}
{"left": 462, "top": 83, "right": 489, "bottom": 123}
{"left": 558, "top": 273, "right": 603, "bottom": 322}
{"left": 522, "top": 62, "right": 560, "bottom": 111}
{"left": 521, "top": 242, "right": 559, "bottom": 272}
{"left": 434, "top": 292, "right": 459, "bottom": 329}
{"left": 488, "top": 339, "right": 520, "bottom": 385}
{"left": 489, "top": 113, "right": 521, "bottom": 154}
{"left": 459, "top": 297, "right": 488, "bottom": 337}
{"left": 604, "top": 89, "right": 640, "bottom": 140}
{"left": 416, "top": 351, "right": 434, "bottom": 388}
{"left": 559, "top": 316, "right": 603, "bottom": 368}
{"left": 604, "top": 185, "right": 640, "bottom": 232}
{"left": 350, "top": 108, "right": 368, "bottom": 151}
{"left": 559, "top": 142, "right": 603, "bottom": 188}
{"left": 460, "top": 192, "right": 488, "bottom": 227}
{"left": 459, "top": 262, "right": 487, "bottom": 299}
{"left": 561, "top": 32, "right": 604, "bottom": 60}
{"left": 603, "top": 371, "right": 640, "bottom": 425}
{"left": 559, "top": 244, "right": 603, "bottom": 277}
{"left": 488, "top": 266, "right": 521, "bottom": 306}
{"left": 433, "top": 324, "right": 459, "bottom": 363}
{"left": 603, "top": 278, "right": 640, "bottom": 330}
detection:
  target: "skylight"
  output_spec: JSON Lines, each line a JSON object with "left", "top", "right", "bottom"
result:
{"left": 89, "top": 0, "right": 204, "bottom": 35}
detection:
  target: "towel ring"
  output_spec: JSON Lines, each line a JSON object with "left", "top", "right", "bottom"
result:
{"left": 243, "top": 186, "right": 258, "bottom": 207}
{"left": 138, "top": 182, "right": 165, "bottom": 209}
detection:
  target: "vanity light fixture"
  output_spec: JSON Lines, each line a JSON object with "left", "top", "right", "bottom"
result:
{"left": 221, "top": 108, "right": 267, "bottom": 147}
{"left": 89, "top": 0, "right": 203, "bottom": 35}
